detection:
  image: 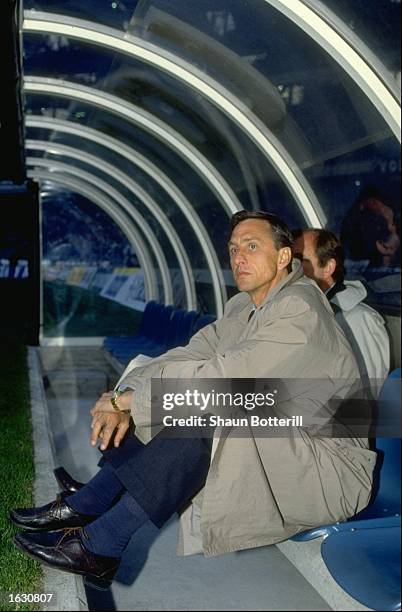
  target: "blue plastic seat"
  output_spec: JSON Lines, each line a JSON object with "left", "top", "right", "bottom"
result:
{"left": 164, "top": 308, "right": 187, "bottom": 350}
{"left": 110, "top": 304, "right": 175, "bottom": 362}
{"left": 354, "top": 369, "right": 401, "bottom": 521}
{"left": 191, "top": 313, "right": 216, "bottom": 335}
{"left": 109, "top": 309, "right": 214, "bottom": 366}
{"left": 321, "top": 516, "right": 401, "bottom": 611}
{"left": 291, "top": 369, "right": 401, "bottom": 611}
{"left": 292, "top": 368, "right": 401, "bottom": 541}
{"left": 175, "top": 310, "right": 199, "bottom": 346}
{"left": 104, "top": 301, "right": 160, "bottom": 350}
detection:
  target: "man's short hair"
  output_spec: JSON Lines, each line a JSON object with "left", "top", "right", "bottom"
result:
{"left": 230, "top": 210, "right": 294, "bottom": 251}
{"left": 296, "top": 229, "right": 345, "bottom": 282}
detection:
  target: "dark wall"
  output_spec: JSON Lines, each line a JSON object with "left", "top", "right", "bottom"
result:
{"left": 0, "top": 181, "right": 40, "bottom": 344}
{"left": 0, "top": 0, "right": 26, "bottom": 183}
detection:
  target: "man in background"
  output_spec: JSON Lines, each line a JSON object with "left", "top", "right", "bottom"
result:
{"left": 293, "top": 228, "right": 390, "bottom": 394}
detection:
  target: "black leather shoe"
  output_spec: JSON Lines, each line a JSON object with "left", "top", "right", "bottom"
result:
{"left": 54, "top": 467, "right": 85, "bottom": 493}
{"left": 13, "top": 529, "right": 120, "bottom": 590}
{"left": 9, "top": 492, "right": 99, "bottom": 532}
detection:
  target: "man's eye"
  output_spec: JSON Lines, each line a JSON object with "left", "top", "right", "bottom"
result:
{"left": 230, "top": 247, "right": 238, "bottom": 255}
{"left": 249, "top": 243, "right": 257, "bottom": 250}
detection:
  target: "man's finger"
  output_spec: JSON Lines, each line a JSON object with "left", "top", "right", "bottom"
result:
{"left": 91, "top": 413, "right": 103, "bottom": 428}
{"left": 114, "top": 420, "right": 129, "bottom": 447}
{"left": 91, "top": 412, "right": 103, "bottom": 428}
{"left": 91, "top": 417, "right": 105, "bottom": 446}
{"left": 100, "top": 425, "right": 115, "bottom": 451}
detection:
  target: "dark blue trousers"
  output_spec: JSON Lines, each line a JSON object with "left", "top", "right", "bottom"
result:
{"left": 100, "top": 428, "right": 212, "bottom": 528}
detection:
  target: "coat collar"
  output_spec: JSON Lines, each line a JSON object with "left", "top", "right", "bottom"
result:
{"left": 256, "top": 259, "right": 304, "bottom": 308}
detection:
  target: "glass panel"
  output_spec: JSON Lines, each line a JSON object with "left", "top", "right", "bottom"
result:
{"left": 26, "top": 122, "right": 207, "bottom": 263}
{"left": 316, "top": 0, "right": 401, "bottom": 76}
{"left": 40, "top": 186, "right": 150, "bottom": 337}
{"left": 24, "top": 0, "right": 140, "bottom": 31}
{"left": 29, "top": 150, "right": 190, "bottom": 307}
{"left": 23, "top": 3, "right": 400, "bottom": 308}
{"left": 25, "top": 114, "right": 219, "bottom": 312}
{"left": 23, "top": 35, "right": 305, "bottom": 234}
{"left": 128, "top": 1, "right": 396, "bottom": 162}
{"left": 127, "top": 0, "right": 400, "bottom": 306}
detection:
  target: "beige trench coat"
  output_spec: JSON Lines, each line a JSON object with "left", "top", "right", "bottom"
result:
{"left": 119, "top": 261, "right": 376, "bottom": 556}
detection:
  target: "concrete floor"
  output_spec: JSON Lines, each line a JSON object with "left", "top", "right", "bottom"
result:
{"left": 39, "top": 347, "right": 332, "bottom": 612}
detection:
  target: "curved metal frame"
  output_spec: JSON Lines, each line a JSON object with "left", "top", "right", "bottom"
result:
{"left": 25, "top": 76, "right": 241, "bottom": 218}
{"left": 27, "top": 157, "right": 172, "bottom": 304}
{"left": 28, "top": 170, "right": 158, "bottom": 302}
{"left": 26, "top": 115, "right": 228, "bottom": 315}
{"left": 23, "top": 13, "right": 325, "bottom": 225}
{"left": 27, "top": 140, "right": 196, "bottom": 310}
{"left": 265, "top": 0, "right": 401, "bottom": 140}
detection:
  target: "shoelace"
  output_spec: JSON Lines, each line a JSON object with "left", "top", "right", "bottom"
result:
{"left": 49, "top": 494, "right": 65, "bottom": 520}
{"left": 55, "top": 527, "right": 82, "bottom": 549}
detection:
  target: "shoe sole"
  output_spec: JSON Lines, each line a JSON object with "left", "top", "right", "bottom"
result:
{"left": 13, "top": 537, "right": 113, "bottom": 591}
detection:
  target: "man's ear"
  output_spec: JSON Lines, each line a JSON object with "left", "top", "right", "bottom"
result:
{"left": 278, "top": 247, "right": 292, "bottom": 269}
{"left": 323, "top": 258, "right": 336, "bottom": 279}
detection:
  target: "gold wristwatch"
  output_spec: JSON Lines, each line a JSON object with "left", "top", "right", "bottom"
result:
{"left": 110, "top": 389, "right": 131, "bottom": 413}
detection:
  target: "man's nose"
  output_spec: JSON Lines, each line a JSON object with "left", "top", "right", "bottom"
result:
{"left": 233, "top": 249, "right": 247, "bottom": 265}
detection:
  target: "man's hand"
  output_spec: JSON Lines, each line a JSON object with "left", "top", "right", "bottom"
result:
{"left": 90, "top": 390, "right": 133, "bottom": 417}
{"left": 91, "top": 411, "right": 131, "bottom": 451}
{"left": 90, "top": 391, "right": 115, "bottom": 416}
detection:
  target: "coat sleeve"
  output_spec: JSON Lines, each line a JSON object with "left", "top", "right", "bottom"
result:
{"left": 118, "top": 318, "right": 221, "bottom": 421}
{"left": 160, "top": 296, "right": 314, "bottom": 379}
{"left": 130, "top": 295, "right": 351, "bottom": 432}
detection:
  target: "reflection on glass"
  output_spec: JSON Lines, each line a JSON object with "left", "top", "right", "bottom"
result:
{"left": 316, "top": 0, "right": 401, "bottom": 76}
{"left": 340, "top": 185, "right": 400, "bottom": 307}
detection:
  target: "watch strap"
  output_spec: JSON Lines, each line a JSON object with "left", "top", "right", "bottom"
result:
{"left": 110, "top": 390, "right": 130, "bottom": 413}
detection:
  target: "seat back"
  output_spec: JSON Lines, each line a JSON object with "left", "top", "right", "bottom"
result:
{"left": 175, "top": 310, "right": 199, "bottom": 347}
{"left": 164, "top": 308, "right": 186, "bottom": 350}
{"left": 292, "top": 368, "right": 401, "bottom": 541}
{"left": 191, "top": 313, "right": 216, "bottom": 335}
{"left": 353, "top": 368, "right": 401, "bottom": 521}
{"left": 139, "top": 300, "right": 161, "bottom": 338}
{"left": 321, "top": 520, "right": 401, "bottom": 612}
{"left": 149, "top": 304, "right": 175, "bottom": 345}
{"left": 103, "top": 300, "right": 160, "bottom": 350}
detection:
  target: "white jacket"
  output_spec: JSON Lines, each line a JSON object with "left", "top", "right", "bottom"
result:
{"left": 330, "top": 280, "right": 390, "bottom": 393}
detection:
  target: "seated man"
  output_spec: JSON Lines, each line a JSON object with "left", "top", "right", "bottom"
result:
{"left": 10, "top": 211, "right": 376, "bottom": 589}
{"left": 293, "top": 228, "right": 390, "bottom": 394}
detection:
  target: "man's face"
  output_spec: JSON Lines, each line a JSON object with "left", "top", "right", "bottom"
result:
{"left": 228, "top": 219, "right": 288, "bottom": 305}
{"left": 293, "top": 231, "right": 328, "bottom": 290}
